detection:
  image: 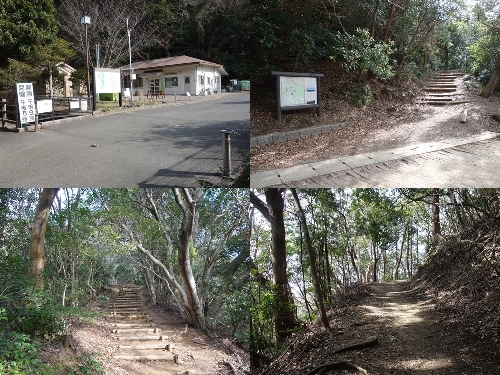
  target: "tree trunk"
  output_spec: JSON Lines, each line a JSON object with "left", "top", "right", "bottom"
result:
{"left": 383, "top": 4, "right": 396, "bottom": 42}
{"left": 251, "top": 189, "right": 298, "bottom": 342}
{"left": 431, "top": 188, "right": 441, "bottom": 245}
{"left": 480, "top": 53, "right": 500, "bottom": 98}
{"left": 290, "top": 189, "right": 330, "bottom": 330}
{"left": 28, "top": 188, "right": 59, "bottom": 288}
{"left": 174, "top": 188, "right": 206, "bottom": 331}
{"left": 371, "top": 0, "right": 382, "bottom": 38}
{"left": 371, "top": 242, "right": 378, "bottom": 282}
{"left": 394, "top": 221, "right": 409, "bottom": 280}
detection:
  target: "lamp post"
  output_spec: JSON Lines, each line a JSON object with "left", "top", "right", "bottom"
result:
{"left": 80, "top": 15, "right": 91, "bottom": 99}
{"left": 126, "top": 18, "right": 134, "bottom": 104}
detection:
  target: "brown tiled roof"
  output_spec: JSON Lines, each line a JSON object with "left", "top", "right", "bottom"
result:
{"left": 119, "top": 55, "right": 228, "bottom": 75}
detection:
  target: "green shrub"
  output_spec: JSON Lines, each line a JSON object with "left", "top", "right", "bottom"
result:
{"left": 7, "top": 287, "right": 64, "bottom": 340}
{"left": 352, "top": 82, "right": 373, "bottom": 108}
{"left": 0, "top": 331, "right": 56, "bottom": 375}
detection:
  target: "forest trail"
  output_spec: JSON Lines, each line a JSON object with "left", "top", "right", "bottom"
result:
{"left": 258, "top": 280, "right": 484, "bottom": 375}
{"left": 348, "top": 280, "right": 479, "bottom": 374}
{"left": 67, "top": 284, "right": 244, "bottom": 375}
{"left": 103, "top": 284, "right": 239, "bottom": 375}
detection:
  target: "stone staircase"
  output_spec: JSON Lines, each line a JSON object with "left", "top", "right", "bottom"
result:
{"left": 421, "top": 71, "right": 468, "bottom": 106}
{"left": 108, "top": 284, "right": 181, "bottom": 364}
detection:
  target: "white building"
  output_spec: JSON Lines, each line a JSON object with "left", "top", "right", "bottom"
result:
{"left": 120, "top": 55, "right": 228, "bottom": 97}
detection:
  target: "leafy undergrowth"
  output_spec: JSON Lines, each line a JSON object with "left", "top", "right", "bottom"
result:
{"left": 409, "top": 214, "right": 500, "bottom": 368}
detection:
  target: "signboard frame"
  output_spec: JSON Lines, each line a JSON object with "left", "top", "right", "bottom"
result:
{"left": 271, "top": 71, "right": 324, "bottom": 122}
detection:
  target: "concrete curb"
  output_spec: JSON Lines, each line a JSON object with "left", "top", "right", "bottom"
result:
{"left": 250, "top": 122, "right": 349, "bottom": 147}
{"left": 250, "top": 131, "right": 500, "bottom": 188}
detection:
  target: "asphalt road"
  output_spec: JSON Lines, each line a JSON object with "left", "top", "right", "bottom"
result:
{"left": 0, "top": 92, "right": 249, "bottom": 187}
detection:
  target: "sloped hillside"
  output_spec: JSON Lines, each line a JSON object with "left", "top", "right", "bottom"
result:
{"left": 410, "top": 214, "right": 500, "bottom": 367}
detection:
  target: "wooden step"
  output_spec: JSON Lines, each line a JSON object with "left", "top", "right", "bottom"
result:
{"left": 112, "top": 328, "right": 160, "bottom": 334}
{"left": 424, "top": 88, "right": 457, "bottom": 93}
{"left": 113, "top": 334, "right": 168, "bottom": 341}
{"left": 112, "top": 353, "right": 179, "bottom": 363}
{"left": 112, "top": 323, "right": 155, "bottom": 328}
{"left": 118, "top": 343, "right": 172, "bottom": 350}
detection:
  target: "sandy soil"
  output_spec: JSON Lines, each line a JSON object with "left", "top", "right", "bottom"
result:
{"left": 251, "top": 73, "right": 500, "bottom": 173}
{"left": 257, "top": 281, "right": 489, "bottom": 375}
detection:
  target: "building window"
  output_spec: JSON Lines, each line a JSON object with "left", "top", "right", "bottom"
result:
{"left": 199, "top": 75, "right": 204, "bottom": 85}
{"left": 207, "top": 77, "right": 211, "bottom": 86}
{"left": 185, "top": 77, "right": 190, "bottom": 84}
{"left": 165, "top": 77, "right": 178, "bottom": 87}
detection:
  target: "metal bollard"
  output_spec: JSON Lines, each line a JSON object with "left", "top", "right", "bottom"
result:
{"left": 219, "top": 129, "right": 233, "bottom": 178}
{"left": 34, "top": 113, "right": 39, "bottom": 132}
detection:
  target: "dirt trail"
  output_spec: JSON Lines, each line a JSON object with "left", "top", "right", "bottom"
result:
{"left": 350, "top": 281, "right": 478, "bottom": 374}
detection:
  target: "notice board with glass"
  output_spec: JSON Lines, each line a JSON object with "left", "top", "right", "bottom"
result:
{"left": 271, "top": 71, "right": 324, "bottom": 122}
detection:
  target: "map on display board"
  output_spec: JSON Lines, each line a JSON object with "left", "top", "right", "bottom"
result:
{"left": 94, "top": 68, "right": 121, "bottom": 94}
{"left": 280, "top": 76, "right": 318, "bottom": 107}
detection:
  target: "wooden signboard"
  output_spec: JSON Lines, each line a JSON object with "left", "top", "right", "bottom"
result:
{"left": 271, "top": 71, "right": 324, "bottom": 122}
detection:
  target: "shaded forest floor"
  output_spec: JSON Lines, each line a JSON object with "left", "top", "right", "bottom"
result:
{"left": 251, "top": 60, "right": 500, "bottom": 172}
{"left": 40, "top": 287, "right": 248, "bottom": 375}
{"left": 257, "top": 281, "right": 492, "bottom": 374}
{"left": 257, "top": 214, "right": 500, "bottom": 374}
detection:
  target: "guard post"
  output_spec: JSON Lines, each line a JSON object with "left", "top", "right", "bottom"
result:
{"left": 219, "top": 129, "right": 233, "bottom": 178}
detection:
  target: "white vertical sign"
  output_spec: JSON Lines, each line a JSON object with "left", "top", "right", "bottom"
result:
{"left": 16, "top": 83, "right": 36, "bottom": 124}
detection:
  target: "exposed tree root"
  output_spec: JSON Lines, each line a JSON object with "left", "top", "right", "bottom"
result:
{"left": 332, "top": 337, "right": 378, "bottom": 355}
{"left": 223, "top": 360, "right": 239, "bottom": 374}
{"left": 305, "top": 361, "right": 368, "bottom": 375}
{"left": 303, "top": 338, "right": 378, "bottom": 375}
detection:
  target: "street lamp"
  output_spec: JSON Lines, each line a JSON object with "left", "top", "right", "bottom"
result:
{"left": 80, "top": 15, "right": 91, "bottom": 99}
{"left": 126, "top": 18, "right": 134, "bottom": 104}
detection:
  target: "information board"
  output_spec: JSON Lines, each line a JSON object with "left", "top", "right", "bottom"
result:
{"left": 272, "top": 71, "right": 324, "bottom": 122}
{"left": 280, "top": 76, "right": 318, "bottom": 107}
{"left": 94, "top": 68, "right": 121, "bottom": 94}
{"left": 16, "top": 83, "right": 35, "bottom": 125}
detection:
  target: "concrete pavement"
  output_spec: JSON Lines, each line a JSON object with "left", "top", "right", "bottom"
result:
{"left": 0, "top": 92, "right": 249, "bottom": 187}
{"left": 250, "top": 131, "right": 500, "bottom": 187}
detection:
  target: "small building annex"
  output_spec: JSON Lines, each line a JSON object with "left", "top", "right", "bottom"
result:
{"left": 119, "top": 55, "right": 228, "bottom": 97}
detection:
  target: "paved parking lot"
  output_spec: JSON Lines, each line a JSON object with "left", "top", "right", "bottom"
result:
{"left": 0, "top": 92, "right": 249, "bottom": 187}
{"left": 250, "top": 132, "right": 500, "bottom": 187}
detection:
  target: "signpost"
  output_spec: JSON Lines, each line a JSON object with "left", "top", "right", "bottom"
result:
{"left": 16, "top": 83, "right": 36, "bottom": 127}
{"left": 271, "top": 71, "right": 324, "bottom": 122}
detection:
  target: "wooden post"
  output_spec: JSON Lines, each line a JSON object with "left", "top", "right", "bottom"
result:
{"left": 1, "top": 99, "right": 6, "bottom": 127}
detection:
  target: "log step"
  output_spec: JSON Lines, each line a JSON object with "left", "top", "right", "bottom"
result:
{"left": 112, "top": 328, "right": 160, "bottom": 334}
{"left": 113, "top": 354, "right": 179, "bottom": 363}
{"left": 424, "top": 88, "right": 457, "bottom": 93}
{"left": 113, "top": 334, "right": 168, "bottom": 341}
{"left": 118, "top": 343, "right": 172, "bottom": 350}
{"left": 113, "top": 323, "right": 154, "bottom": 328}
